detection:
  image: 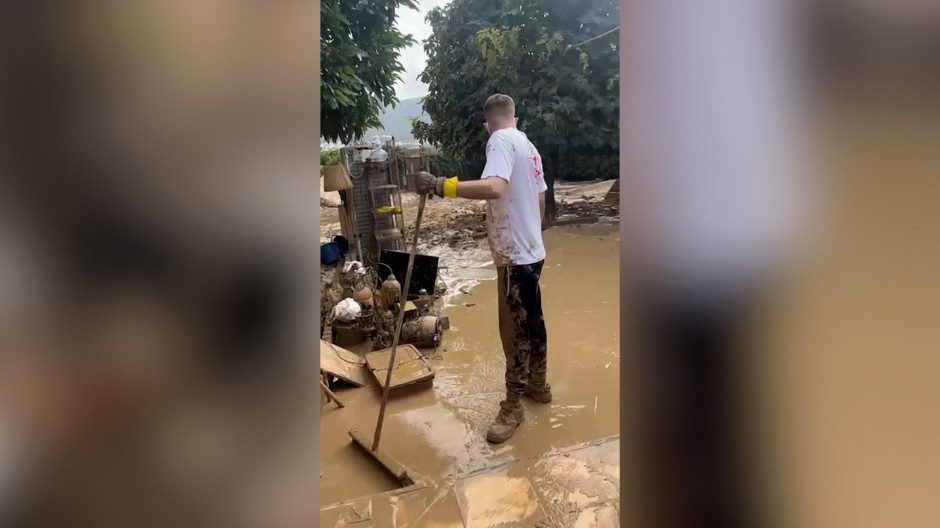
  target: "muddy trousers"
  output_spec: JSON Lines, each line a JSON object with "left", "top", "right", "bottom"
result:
{"left": 496, "top": 260, "right": 548, "bottom": 395}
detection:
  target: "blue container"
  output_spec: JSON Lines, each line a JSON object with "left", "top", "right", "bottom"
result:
{"left": 332, "top": 235, "right": 349, "bottom": 255}
{"left": 321, "top": 242, "right": 341, "bottom": 265}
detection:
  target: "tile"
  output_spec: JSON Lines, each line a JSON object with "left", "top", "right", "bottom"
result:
{"left": 454, "top": 470, "right": 547, "bottom": 528}
{"left": 571, "top": 505, "right": 619, "bottom": 528}
{"left": 394, "top": 485, "right": 465, "bottom": 528}
{"left": 528, "top": 438, "right": 620, "bottom": 527}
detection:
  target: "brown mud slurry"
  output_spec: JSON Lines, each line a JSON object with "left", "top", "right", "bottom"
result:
{"left": 319, "top": 225, "right": 620, "bottom": 507}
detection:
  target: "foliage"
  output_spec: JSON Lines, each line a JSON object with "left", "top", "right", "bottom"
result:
{"left": 320, "top": 148, "right": 342, "bottom": 167}
{"left": 321, "top": 0, "right": 417, "bottom": 144}
{"left": 428, "top": 155, "right": 486, "bottom": 180}
{"left": 412, "top": 0, "right": 620, "bottom": 218}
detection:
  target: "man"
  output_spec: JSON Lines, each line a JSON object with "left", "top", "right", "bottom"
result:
{"left": 415, "top": 94, "right": 549, "bottom": 444}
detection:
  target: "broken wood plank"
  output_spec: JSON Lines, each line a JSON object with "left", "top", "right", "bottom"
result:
{"left": 320, "top": 339, "right": 369, "bottom": 387}
{"left": 365, "top": 344, "right": 434, "bottom": 391}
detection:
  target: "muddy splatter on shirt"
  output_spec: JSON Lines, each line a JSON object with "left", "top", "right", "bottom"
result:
{"left": 481, "top": 128, "right": 548, "bottom": 267}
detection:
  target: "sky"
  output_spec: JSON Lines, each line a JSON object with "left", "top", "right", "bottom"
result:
{"left": 393, "top": 0, "right": 450, "bottom": 101}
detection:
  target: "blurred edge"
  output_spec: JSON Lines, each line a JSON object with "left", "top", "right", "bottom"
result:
{"left": 0, "top": 1, "right": 321, "bottom": 527}
{"left": 622, "top": 1, "right": 940, "bottom": 528}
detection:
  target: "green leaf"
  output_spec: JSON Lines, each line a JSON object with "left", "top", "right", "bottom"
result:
{"left": 320, "top": 0, "right": 417, "bottom": 143}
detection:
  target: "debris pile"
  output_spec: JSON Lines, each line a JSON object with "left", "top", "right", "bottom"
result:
{"left": 555, "top": 199, "right": 620, "bottom": 225}
{"left": 397, "top": 180, "right": 620, "bottom": 252}
{"left": 409, "top": 210, "right": 487, "bottom": 253}
{"left": 320, "top": 254, "right": 450, "bottom": 403}
{"left": 321, "top": 258, "right": 449, "bottom": 352}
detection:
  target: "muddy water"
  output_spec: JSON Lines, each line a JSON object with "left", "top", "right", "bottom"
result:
{"left": 319, "top": 225, "right": 620, "bottom": 506}
{"left": 417, "top": 237, "right": 494, "bottom": 308}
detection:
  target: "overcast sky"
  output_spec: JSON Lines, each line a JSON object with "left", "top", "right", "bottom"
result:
{"left": 394, "top": 0, "right": 450, "bottom": 101}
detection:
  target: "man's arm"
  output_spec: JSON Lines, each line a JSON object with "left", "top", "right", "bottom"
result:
{"left": 456, "top": 134, "right": 512, "bottom": 200}
{"left": 417, "top": 135, "right": 513, "bottom": 200}
{"left": 539, "top": 191, "right": 545, "bottom": 221}
{"left": 455, "top": 177, "right": 508, "bottom": 200}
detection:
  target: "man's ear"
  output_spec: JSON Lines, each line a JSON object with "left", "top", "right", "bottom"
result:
{"left": 484, "top": 122, "right": 490, "bottom": 134}
{"left": 514, "top": 117, "right": 518, "bottom": 127}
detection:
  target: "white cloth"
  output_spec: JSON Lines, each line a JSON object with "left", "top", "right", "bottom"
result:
{"left": 480, "top": 128, "right": 548, "bottom": 266}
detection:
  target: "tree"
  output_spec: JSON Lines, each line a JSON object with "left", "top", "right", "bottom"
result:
{"left": 412, "top": 0, "right": 619, "bottom": 221}
{"left": 321, "top": 0, "right": 417, "bottom": 144}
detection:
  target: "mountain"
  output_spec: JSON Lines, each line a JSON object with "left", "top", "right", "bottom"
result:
{"left": 365, "top": 96, "right": 426, "bottom": 143}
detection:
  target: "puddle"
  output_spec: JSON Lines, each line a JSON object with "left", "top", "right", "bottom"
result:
{"left": 418, "top": 238, "right": 496, "bottom": 308}
{"left": 320, "top": 225, "right": 620, "bottom": 506}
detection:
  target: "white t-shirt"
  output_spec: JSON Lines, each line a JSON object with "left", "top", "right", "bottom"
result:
{"left": 480, "top": 128, "right": 548, "bottom": 267}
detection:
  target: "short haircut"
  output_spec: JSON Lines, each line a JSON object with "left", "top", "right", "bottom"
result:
{"left": 483, "top": 94, "right": 515, "bottom": 123}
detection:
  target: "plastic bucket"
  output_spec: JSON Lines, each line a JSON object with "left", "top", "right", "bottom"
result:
{"left": 332, "top": 235, "right": 349, "bottom": 255}
{"left": 320, "top": 242, "right": 341, "bottom": 265}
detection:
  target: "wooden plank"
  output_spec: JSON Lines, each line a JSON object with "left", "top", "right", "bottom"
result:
{"left": 337, "top": 204, "right": 350, "bottom": 239}
{"left": 365, "top": 345, "right": 434, "bottom": 390}
{"left": 320, "top": 379, "right": 345, "bottom": 408}
{"left": 320, "top": 339, "right": 369, "bottom": 387}
{"left": 349, "top": 428, "right": 416, "bottom": 486}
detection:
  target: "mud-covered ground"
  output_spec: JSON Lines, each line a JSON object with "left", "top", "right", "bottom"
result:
{"left": 318, "top": 179, "right": 622, "bottom": 521}
{"left": 319, "top": 224, "right": 622, "bottom": 513}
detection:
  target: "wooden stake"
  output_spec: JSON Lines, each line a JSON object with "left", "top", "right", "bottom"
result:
{"left": 320, "top": 379, "right": 346, "bottom": 408}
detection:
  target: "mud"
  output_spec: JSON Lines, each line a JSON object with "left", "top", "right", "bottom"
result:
{"left": 319, "top": 225, "right": 620, "bottom": 508}
{"left": 320, "top": 436, "right": 620, "bottom": 527}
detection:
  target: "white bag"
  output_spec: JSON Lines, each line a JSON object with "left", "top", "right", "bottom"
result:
{"left": 332, "top": 298, "right": 361, "bottom": 322}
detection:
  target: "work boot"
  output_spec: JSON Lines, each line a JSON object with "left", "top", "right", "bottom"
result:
{"left": 486, "top": 395, "right": 524, "bottom": 444}
{"left": 524, "top": 382, "right": 552, "bottom": 403}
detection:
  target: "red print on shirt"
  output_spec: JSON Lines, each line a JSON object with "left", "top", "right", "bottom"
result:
{"left": 531, "top": 154, "right": 542, "bottom": 182}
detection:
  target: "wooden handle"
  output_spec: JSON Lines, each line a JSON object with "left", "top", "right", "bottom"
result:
{"left": 372, "top": 194, "right": 427, "bottom": 451}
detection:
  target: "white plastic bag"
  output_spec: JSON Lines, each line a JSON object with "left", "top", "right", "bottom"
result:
{"left": 332, "top": 298, "right": 361, "bottom": 322}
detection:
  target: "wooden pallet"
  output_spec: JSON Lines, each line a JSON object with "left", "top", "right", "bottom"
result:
{"left": 320, "top": 339, "right": 369, "bottom": 387}
{"left": 364, "top": 344, "right": 434, "bottom": 391}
